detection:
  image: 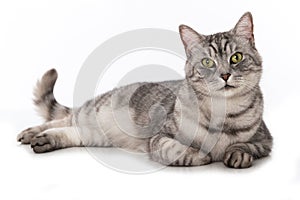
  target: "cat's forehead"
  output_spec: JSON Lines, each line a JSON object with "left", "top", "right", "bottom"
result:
{"left": 202, "top": 32, "right": 237, "bottom": 50}
{"left": 199, "top": 32, "right": 237, "bottom": 56}
{"left": 205, "top": 32, "right": 231, "bottom": 43}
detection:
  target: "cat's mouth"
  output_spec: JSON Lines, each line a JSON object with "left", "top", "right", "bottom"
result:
{"left": 221, "top": 84, "right": 235, "bottom": 90}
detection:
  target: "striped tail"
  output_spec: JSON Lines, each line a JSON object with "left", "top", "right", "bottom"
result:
{"left": 33, "top": 69, "right": 71, "bottom": 121}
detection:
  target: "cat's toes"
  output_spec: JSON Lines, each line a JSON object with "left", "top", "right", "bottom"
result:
{"left": 223, "top": 151, "right": 253, "bottom": 169}
{"left": 17, "top": 128, "right": 40, "bottom": 144}
{"left": 30, "top": 134, "right": 57, "bottom": 153}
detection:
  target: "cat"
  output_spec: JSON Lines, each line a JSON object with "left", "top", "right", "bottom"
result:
{"left": 17, "top": 12, "right": 272, "bottom": 168}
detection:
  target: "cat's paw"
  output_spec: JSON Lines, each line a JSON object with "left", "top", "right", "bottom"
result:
{"left": 30, "top": 134, "right": 57, "bottom": 153}
{"left": 223, "top": 150, "right": 253, "bottom": 169}
{"left": 17, "top": 127, "right": 41, "bottom": 144}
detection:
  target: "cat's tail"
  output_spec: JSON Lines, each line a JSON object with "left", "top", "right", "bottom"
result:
{"left": 33, "top": 68, "right": 71, "bottom": 121}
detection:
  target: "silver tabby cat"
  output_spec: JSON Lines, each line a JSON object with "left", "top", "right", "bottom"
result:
{"left": 17, "top": 12, "right": 272, "bottom": 168}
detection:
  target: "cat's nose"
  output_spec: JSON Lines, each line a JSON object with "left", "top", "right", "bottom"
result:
{"left": 220, "top": 73, "right": 231, "bottom": 81}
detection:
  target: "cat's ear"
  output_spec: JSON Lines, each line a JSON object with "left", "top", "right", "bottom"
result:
{"left": 179, "top": 25, "right": 205, "bottom": 52}
{"left": 232, "top": 12, "right": 254, "bottom": 42}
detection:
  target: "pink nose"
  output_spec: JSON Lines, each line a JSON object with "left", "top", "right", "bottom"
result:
{"left": 220, "top": 73, "right": 231, "bottom": 81}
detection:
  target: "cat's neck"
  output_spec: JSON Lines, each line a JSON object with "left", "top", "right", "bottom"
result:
{"left": 199, "top": 86, "right": 262, "bottom": 116}
{"left": 180, "top": 79, "right": 262, "bottom": 114}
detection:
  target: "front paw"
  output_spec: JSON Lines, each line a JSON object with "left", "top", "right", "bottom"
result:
{"left": 223, "top": 150, "right": 253, "bottom": 169}
{"left": 17, "top": 127, "right": 41, "bottom": 144}
{"left": 30, "top": 134, "right": 57, "bottom": 153}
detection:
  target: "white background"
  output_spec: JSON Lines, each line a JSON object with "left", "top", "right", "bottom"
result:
{"left": 1, "top": 0, "right": 300, "bottom": 199}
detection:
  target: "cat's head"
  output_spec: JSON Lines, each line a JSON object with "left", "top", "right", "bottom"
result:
{"left": 179, "top": 12, "right": 262, "bottom": 98}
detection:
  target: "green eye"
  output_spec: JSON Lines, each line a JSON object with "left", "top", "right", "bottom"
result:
{"left": 201, "top": 58, "right": 215, "bottom": 68}
{"left": 230, "top": 52, "right": 243, "bottom": 64}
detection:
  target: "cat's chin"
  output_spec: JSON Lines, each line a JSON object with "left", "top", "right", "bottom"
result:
{"left": 212, "top": 86, "right": 239, "bottom": 98}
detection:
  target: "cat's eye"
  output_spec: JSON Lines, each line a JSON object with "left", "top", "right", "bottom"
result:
{"left": 230, "top": 52, "right": 243, "bottom": 64}
{"left": 201, "top": 58, "right": 215, "bottom": 68}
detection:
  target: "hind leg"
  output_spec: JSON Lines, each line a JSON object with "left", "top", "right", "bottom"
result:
{"left": 30, "top": 127, "right": 82, "bottom": 153}
{"left": 30, "top": 125, "right": 113, "bottom": 153}
{"left": 19, "top": 116, "right": 112, "bottom": 153}
{"left": 17, "top": 116, "right": 71, "bottom": 144}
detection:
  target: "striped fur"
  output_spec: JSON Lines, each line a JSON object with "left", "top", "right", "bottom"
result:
{"left": 18, "top": 12, "right": 272, "bottom": 169}
{"left": 33, "top": 68, "right": 70, "bottom": 121}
